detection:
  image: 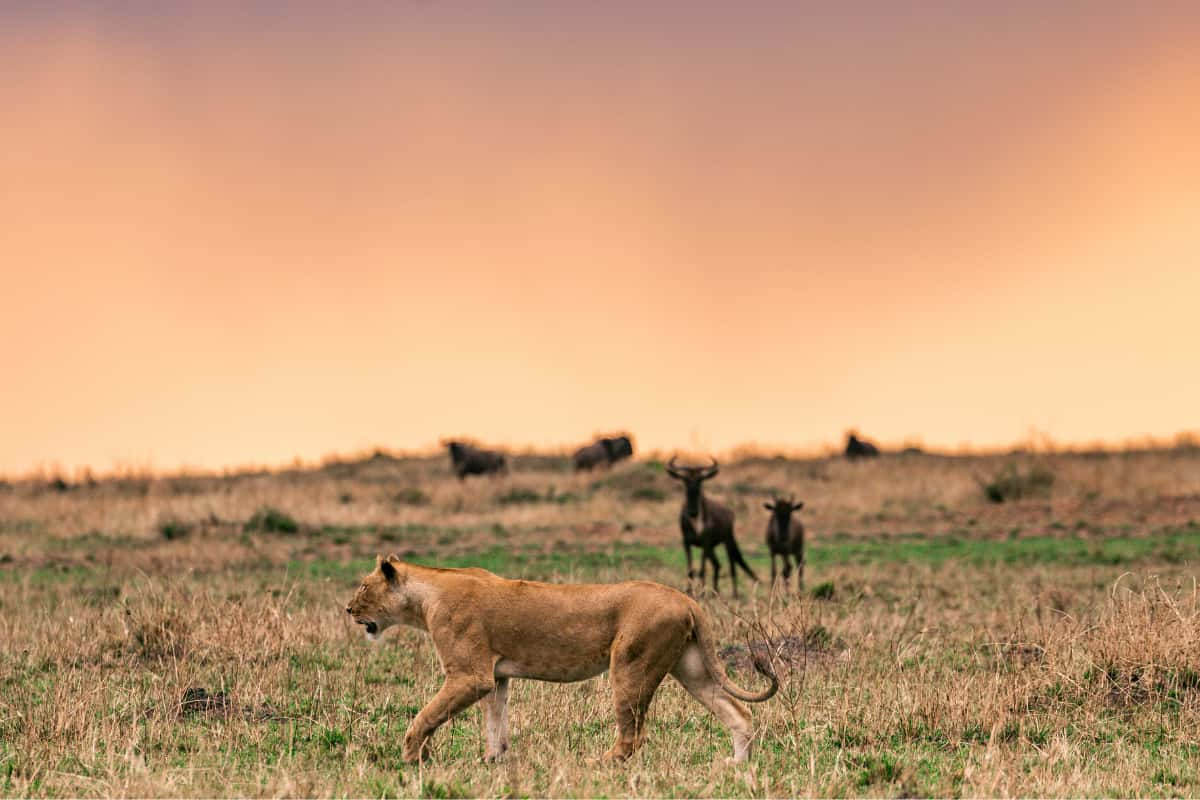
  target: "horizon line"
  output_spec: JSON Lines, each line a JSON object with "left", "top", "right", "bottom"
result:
{"left": 5, "top": 429, "right": 1199, "bottom": 484}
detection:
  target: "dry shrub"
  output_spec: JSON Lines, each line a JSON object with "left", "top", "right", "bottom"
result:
{"left": 1084, "top": 578, "right": 1200, "bottom": 704}
{"left": 979, "top": 462, "right": 1056, "bottom": 503}
{"left": 121, "top": 586, "right": 192, "bottom": 664}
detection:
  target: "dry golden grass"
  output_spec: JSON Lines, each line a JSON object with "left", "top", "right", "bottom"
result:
{"left": 3, "top": 448, "right": 1200, "bottom": 797}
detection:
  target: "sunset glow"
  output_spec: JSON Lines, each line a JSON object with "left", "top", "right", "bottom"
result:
{"left": 3, "top": 3, "right": 1198, "bottom": 475}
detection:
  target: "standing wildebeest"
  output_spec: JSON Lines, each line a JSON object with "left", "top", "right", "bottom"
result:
{"left": 446, "top": 441, "right": 507, "bottom": 479}
{"left": 844, "top": 433, "right": 880, "bottom": 461}
{"left": 572, "top": 435, "right": 635, "bottom": 471}
{"left": 764, "top": 496, "right": 805, "bottom": 593}
{"left": 666, "top": 457, "right": 757, "bottom": 597}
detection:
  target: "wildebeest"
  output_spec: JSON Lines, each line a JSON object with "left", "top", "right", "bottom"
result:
{"left": 665, "top": 457, "right": 757, "bottom": 597}
{"left": 844, "top": 433, "right": 880, "bottom": 461}
{"left": 572, "top": 435, "right": 634, "bottom": 471}
{"left": 764, "top": 496, "right": 805, "bottom": 592}
{"left": 446, "top": 441, "right": 507, "bottom": 479}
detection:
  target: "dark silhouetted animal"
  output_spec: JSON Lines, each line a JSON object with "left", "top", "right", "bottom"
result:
{"left": 446, "top": 441, "right": 507, "bottom": 479}
{"left": 572, "top": 435, "right": 634, "bottom": 471}
{"left": 666, "top": 457, "right": 757, "bottom": 597}
{"left": 844, "top": 433, "right": 880, "bottom": 461}
{"left": 764, "top": 496, "right": 805, "bottom": 592}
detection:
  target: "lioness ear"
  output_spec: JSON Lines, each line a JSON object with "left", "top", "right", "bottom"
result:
{"left": 380, "top": 558, "right": 399, "bottom": 584}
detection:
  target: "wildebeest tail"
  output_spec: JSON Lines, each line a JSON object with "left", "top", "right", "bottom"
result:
{"left": 726, "top": 537, "right": 758, "bottom": 581}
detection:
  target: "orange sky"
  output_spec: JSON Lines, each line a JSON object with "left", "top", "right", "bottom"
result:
{"left": 2, "top": 4, "right": 1198, "bottom": 475}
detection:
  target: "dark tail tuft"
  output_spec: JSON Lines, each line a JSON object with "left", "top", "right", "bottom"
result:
{"left": 726, "top": 538, "right": 758, "bottom": 581}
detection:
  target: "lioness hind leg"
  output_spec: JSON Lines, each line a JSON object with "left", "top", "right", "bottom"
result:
{"left": 480, "top": 677, "right": 510, "bottom": 763}
{"left": 671, "top": 644, "right": 754, "bottom": 762}
{"left": 604, "top": 626, "right": 689, "bottom": 761}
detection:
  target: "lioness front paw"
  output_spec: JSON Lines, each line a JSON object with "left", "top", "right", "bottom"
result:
{"left": 401, "top": 736, "right": 432, "bottom": 764}
{"left": 600, "top": 746, "right": 632, "bottom": 762}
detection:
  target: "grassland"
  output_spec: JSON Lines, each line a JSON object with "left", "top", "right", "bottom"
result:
{"left": 3, "top": 447, "right": 1200, "bottom": 797}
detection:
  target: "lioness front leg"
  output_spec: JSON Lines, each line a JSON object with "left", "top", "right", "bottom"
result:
{"left": 479, "top": 677, "right": 510, "bottom": 763}
{"left": 403, "top": 675, "right": 493, "bottom": 763}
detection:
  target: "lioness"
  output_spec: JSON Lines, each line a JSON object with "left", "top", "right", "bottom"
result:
{"left": 345, "top": 556, "right": 778, "bottom": 764}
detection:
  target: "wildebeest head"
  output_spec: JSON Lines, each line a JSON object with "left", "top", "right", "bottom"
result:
{"left": 447, "top": 441, "right": 467, "bottom": 466}
{"left": 574, "top": 434, "right": 635, "bottom": 470}
{"left": 666, "top": 456, "right": 719, "bottom": 516}
{"left": 604, "top": 436, "right": 634, "bottom": 462}
{"left": 845, "top": 432, "right": 880, "bottom": 459}
{"left": 764, "top": 495, "right": 804, "bottom": 525}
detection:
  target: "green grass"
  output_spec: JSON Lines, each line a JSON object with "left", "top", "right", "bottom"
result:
{"left": 810, "top": 525, "right": 1200, "bottom": 567}
{"left": 14, "top": 526, "right": 1200, "bottom": 594}
{"left": 300, "top": 525, "right": 1200, "bottom": 585}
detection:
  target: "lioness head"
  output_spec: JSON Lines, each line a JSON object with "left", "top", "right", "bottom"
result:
{"left": 345, "top": 555, "right": 405, "bottom": 640}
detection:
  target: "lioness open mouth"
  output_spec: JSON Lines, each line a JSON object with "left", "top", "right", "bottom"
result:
{"left": 361, "top": 621, "right": 378, "bottom": 635}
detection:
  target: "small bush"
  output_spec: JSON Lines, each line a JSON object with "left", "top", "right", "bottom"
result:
{"left": 804, "top": 624, "right": 834, "bottom": 649}
{"left": 631, "top": 486, "right": 666, "bottom": 502}
{"left": 811, "top": 580, "right": 836, "bottom": 600}
{"left": 158, "top": 518, "right": 191, "bottom": 541}
{"left": 124, "top": 596, "right": 190, "bottom": 664}
{"left": 979, "top": 463, "right": 1055, "bottom": 503}
{"left": 244, "top": 506, "right": 300, "bottom": 534}
{"left": 394, "top": 487, "right": 430, "bottom": 506}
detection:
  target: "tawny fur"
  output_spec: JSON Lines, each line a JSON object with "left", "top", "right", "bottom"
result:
{"left": 345, "top": 556, "right": 777, "bottom": 764}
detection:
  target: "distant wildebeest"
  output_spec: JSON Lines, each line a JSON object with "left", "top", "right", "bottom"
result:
{"left": 446, "top": 441, "right": 507, "bottom": 479}
{"left": 844, "top": 433, "right": 880, "bottom": 461}
{"left": 572, "top": 435, "right": 634, "bottom": 471}
{"left": 764, "top": 496, "right": 805, "bottom": 593}
{"left": 666, "top": 457, "right": 758, "bottom": 597}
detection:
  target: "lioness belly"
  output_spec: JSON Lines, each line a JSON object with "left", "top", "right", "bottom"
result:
{"left": 494, "top": 655, "right": 609, "bottom": 683}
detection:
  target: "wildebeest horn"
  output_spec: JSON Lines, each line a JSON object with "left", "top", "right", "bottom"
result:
{"left": 699, "top": 457, "right": 719, "bottom": 479}
{"left": 666, "top": 455, "right": 685, "bottom": 478}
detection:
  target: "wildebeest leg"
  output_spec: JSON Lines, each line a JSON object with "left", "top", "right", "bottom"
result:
{"left": 770, "top": 551, "right": 778, "bottom": 587}
{"left": 795, "top": 549, "right": 805, "bottom": 592}
{"left": 781, "top": 554, "right": 792, "bottom": 594}
{"left": 726, "top": 540, "right": 748, "bottom": 598}
{"left": 707, "top": 550, "right": 721, "bottom": 594}
{"left": 684, "top": 541, "right": 696, "bottom": 585}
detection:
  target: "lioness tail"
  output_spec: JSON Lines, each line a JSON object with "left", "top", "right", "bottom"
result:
{"left": 689, "top": 608, "right": 779, "bottom": 703}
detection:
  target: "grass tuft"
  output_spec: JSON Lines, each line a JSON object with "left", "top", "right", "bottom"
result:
{"left": 979, "top": 462, "right": 1056, "bottom": 503}
{"left": 243, "top": 506, "right": 300, "bottom": 534}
